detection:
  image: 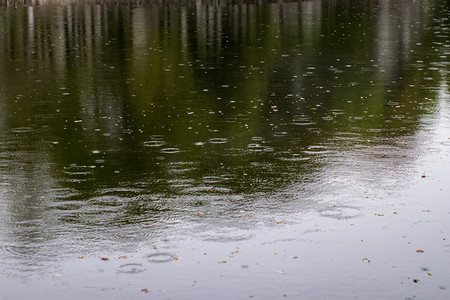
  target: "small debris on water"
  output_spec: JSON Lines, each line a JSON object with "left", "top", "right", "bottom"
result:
{"left": 416, "top": 249, "right": 424, "bottom": 253}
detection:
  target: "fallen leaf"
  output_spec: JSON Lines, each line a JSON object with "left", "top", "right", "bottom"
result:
{"left": 101, "top": 257, "right": 110, "bottom": 261}
{"left": 413, "top": 279, "right": 419, "bottom": 283}
{"left": 416, "top": 250, "right": 424, "bottom": 253}
{"left": 119, "top": 256, "right": 128, "bottom": 259}
{"left": 218, "top": 260, "right": 227, "bottom": 264}
{"left": 141, "top": 288, "right": 150, "bottom": 293}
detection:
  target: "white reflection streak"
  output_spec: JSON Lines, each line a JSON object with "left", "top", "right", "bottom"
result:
{"left": 27, "top": 6, "right": 34, "bottom": 59}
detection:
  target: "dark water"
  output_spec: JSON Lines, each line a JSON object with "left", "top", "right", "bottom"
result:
{"left": 0, "top": 0, "right": 449, "bottom": 299}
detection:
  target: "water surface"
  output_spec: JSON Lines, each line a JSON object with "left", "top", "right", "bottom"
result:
{"left": 0, "top": 0, "right": 449, "bottom": 299}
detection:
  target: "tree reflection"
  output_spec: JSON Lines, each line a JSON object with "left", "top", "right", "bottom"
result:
{"left": 0, "top": 0, "right": 448, "bottom": 256}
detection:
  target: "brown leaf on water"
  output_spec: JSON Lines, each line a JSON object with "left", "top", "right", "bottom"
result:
{"left": 218, "top": 260, "right": 227, "bottom": 264}
{"left": 101, "top": 257, "right": 110, "bottom": 261}
{"left": 119, "top": 256, "right": 128, "bottom": 259}
{"left": 416, "top": 249, "right": 424, "bottom": 253}
{"left": 141, "top": 288, "right": 150, "bottom": 293}
{"left": 413, "top": 279, "right": 419, "bottom": 283}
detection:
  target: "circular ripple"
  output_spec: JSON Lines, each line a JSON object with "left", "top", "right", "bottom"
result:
{"left": 161, "top": 148, "right": 180, "bottom": 154}
{"left": 117, "top": 263, "right": 146, "bottom": 274}
{"left": 10, "top": 127, "right": 34, "bottom": 133}
{"left": 303, "top": 145, "right": 332, "bottom": 155}
{"left": 201, "top": 231, "right": 254, "bottom": 243}
{"left": 319, "top": 206, "right": 363, "bottom": 219}
{"left": 209, "top": 138, "right": 228, "bottom": 144}
{"left": 146, "top": 252, "right": 175, "bottom": 263}
{"left": 247, "top": 144, "right": 266, "bottom": 152}
{"left": 181, "top": 186, "right": 232, "bottom": 194}
{"left": 1, "top": 244, "right": 38, "bottom": 257}
{"left": 150, "top": 135, "right": 165, "bottom": 140}
{"left": 143, "top": 140, "right": 166, "bottom": 147}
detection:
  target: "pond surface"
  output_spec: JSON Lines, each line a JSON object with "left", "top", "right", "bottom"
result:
{"left": 0, "top": 0, "right": 449, "bottom": 299}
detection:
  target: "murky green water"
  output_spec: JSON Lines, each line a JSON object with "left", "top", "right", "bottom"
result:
{"left": 0, "top": 0, "right": 449, "bottom": 299}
